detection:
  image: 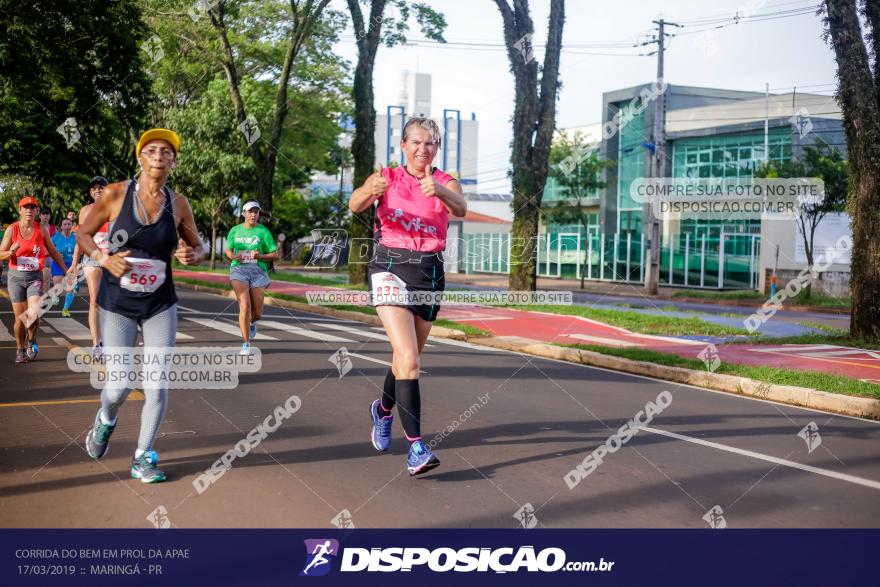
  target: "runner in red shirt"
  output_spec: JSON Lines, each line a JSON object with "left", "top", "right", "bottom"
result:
{"left": 0, "top": 197, "right": 69, "bottom": 363}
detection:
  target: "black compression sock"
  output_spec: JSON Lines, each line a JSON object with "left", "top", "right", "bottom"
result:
{"left": 395, "top": 379, "right": 421, "bottom": 441}
{"left": 380, "top": 369, "right": 395, "bottom": 413}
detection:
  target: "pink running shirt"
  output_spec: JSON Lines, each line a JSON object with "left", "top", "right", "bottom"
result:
{"left": 375, "top": 166, "right": 456, "bottom": 253}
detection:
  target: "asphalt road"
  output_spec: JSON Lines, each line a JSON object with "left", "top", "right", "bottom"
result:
{"left": 0, "top": 287, "right": 878, "bottom": 529}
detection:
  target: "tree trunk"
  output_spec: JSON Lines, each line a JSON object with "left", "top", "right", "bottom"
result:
{"left": 494, "top": 0, "right": 565, "bottom": 292}
{"left": 346, "top": 0, "right": 386, "bottom": 286}
{"left": 825, "top": 0, "right": 880, "bottom": 341}
{"left": 348, "top": 58, "right": 377, "bottom": 286}
{"left": 210, "top": 218, "right": 217, "bottom": 270}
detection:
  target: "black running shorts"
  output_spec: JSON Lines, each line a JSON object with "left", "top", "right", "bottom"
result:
{"left": 368, "top": 243, "right": 445, "bottom": 322}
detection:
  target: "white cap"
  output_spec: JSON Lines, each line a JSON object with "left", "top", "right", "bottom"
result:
{"left": 242, "top": 201, "right": 261, "bottom": 212}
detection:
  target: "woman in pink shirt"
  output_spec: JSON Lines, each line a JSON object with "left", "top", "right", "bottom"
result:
{"left": 349, "top": 117, "right": 467, "bottom": 476}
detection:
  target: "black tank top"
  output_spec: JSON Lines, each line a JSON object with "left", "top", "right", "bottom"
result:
{"left": 98, "top": 180, "right": 178, "bottom": 320}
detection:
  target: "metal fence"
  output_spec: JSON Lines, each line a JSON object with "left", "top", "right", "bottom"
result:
{"left": 458, "top": 230, "right": 760, "bottom": 290}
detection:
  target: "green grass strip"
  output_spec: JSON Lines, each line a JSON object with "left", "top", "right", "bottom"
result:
{"left": 563, "top": 344, "right": 879, "bottom": 398}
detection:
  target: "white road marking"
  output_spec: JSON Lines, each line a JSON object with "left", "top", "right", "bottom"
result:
{"left": 184, "top": 318, "right": 278, "bottom": 340}
{"left": 748, "top": 344, "right": 841, "bottom": 353}
{"left": 348, "top": 352, "right": 426, "bottom": 374}
{"left": 315, "top": 322, "right": 389, "bottom": 341}
{"left": 258, "top": 320, "right": 353, "bottom": 343}
{"left": 44, "top": 317, "right": 92, "bottom": 341}
{"left": 642, "top": 426, "right": 880, "bottom": 491}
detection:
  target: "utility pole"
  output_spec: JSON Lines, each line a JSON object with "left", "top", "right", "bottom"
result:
{"left": 642, "top": 18, "right": 679, "bottom": 295}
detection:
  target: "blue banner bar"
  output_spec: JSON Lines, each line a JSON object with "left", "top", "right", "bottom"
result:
{"left": 0, "top": 529, "right": 873, "bottom": 586}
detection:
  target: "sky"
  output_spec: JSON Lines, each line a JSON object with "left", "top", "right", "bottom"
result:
{"left": 328, "top": 0, "right": 838, "bottom": 193}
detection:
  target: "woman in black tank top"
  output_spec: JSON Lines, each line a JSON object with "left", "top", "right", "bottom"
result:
{"left": 75, "top": 128, "right": 203, "bottom": 485}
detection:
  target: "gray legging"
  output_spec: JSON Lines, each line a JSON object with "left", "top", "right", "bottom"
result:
{"left": 100, "top": 304, "right": 176, "bottom": 452}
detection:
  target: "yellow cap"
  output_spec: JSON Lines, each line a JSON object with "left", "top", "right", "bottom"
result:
{"left": 135, "top": 128, "right": 181, "bottom": 158}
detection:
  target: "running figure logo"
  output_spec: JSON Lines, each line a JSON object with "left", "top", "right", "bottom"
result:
{"left": 146, "top": 505, "right": 171, "bottom": 529}
{"left": 702, "top": 505, "right": 727, "bottom": 529}
{"left": 697, "top": 343, "right": 721, "bottom": 373}
{"left": 514, "top": 503, "right": 538, "bottom": 529}
{"left": 797, "top": 421, "right": 822, "bottom": 453}
{"left": 239, "top": 115, "right": 261, "bottom": 146}
{"left": 331, "top": 509, "right": 355, "bottom": 529}
{"left": 56, "top": 117, "right": 80, "bottom": 149}
{"left": 300, "top": 539, "right": 339, "bottom": 577}
{"left": 328, "top": 347, "right": 352, "bottom": 378}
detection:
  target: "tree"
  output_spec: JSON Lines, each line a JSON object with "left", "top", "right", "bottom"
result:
{"left": 823, "top": 0, "right": 880, "bottom": 341}
{"left": 345, "top": 0, "right": 446, "bottom": 285}
{"left": 166, "top": 77, "right": 253, "bottom": 268}
{"left": 493, "top": 0, "right": 565, "bottom": 291}
{"left": 545, "top": 132, "right": 610, "bottom": 288}
{"left": 273, "top": 190, "right": 339, "bottom": 241}
{"left": 206, "top": 0, "right": 334, "bottom": 213}
{"left": 143, "top": 0, "right": 350, "bottom": 258}
{"left": 756, "top": 139, "right": 848, "bottom": 299}
{"left": 0, "top": 0, "right": 152, "bottom": 194}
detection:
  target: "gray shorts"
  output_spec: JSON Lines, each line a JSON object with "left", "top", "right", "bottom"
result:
{"left": 230, "top": 263, "right": 270, "bottom": 289}
{"left": 7, "top": 269, "right": 43, "bottom": 302}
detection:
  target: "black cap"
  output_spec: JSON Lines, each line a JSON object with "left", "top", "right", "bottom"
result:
{"left": 89, "top": 176, "right": 109, "bottom": 187}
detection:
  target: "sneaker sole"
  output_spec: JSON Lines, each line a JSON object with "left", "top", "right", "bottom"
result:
{"left": 408, "top": 457, "right": 440, "bottom": 477}
{"left": 131, "top": 470, "right": 166, "bottom": 483}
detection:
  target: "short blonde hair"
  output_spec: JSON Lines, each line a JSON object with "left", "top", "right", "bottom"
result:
{"left": 402, "top": 117, "right": 442, "bottom": 147}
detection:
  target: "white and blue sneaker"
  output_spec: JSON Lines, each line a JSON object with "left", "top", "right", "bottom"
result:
{"left": 406, "top": 440, "right": 440, "bottom": 476}
{"left": 370, "top": 399, "right": 393, "bottom": 452}
{"left": 249, "top": 321, "right": 257, "bottom": 339}
{"left": 25, "top": 338, "right": 38, "bottom": 361}
{"left": 240, "top": 341, "right": 251, "bottom": 356}
{"left": 85, "top": 410, "right": 116, "bottom": 460}
{"left": 131, "top": 451, "right": 166, "bottom": 483}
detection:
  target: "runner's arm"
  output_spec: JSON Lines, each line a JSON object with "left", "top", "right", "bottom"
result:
{"left": 435, "top": 179, "right": 467, "bottom": 217}
{"left": 174, "top": 194, "right": 204, "bottom": 265}
{"left": 224, "top": 227, "right": 238, "bottom": 261}
{"left": 0, "top": 229, "right": 14, "bottom": 261}
{"left": 256, "top": 228, "right": 278, "bottom": 262}
{"left": 350, "top": 168, "right": 387, "bottom": 213}
{"left": 77, "top": 183, "right": 131, "bottom": 277}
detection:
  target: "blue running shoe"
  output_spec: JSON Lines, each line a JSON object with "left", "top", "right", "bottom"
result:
{"left": 249, "top": 321, "right": 257, "bottom": 339}
{"left": 85, "top": 410, "right": 115, "bottom": 459}
{"left": 406, "top": 440, "right": 439, "bottom": 476}
{"left": 240, "top": 341, "right": 251, "bottom": 355}
{"left": 26, "top": 338, "right": 38, "bottom": 361}
{"left": 131, "top": 451, "right": 166, "bottom": 483}
{"left": 370, "top": 399, "right": 393, "bottom": 452}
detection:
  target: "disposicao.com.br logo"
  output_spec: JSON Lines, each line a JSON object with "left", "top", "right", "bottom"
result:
{"left": 300, "top": 541, "right": 614, "bottom": 575}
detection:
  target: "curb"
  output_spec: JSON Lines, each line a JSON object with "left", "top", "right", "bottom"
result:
{"left": 175, "top": 280, "right": 468, "bottom": 340}
{"left": 175, "top": 280, "right": 877, "bottom": 420}
{"left": 468, "top": 335, "right": 880, "bottom": 421}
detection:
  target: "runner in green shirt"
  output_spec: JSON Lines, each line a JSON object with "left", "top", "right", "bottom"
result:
{"left": 225, "top": 201, "right": 278, "bottom": 355}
